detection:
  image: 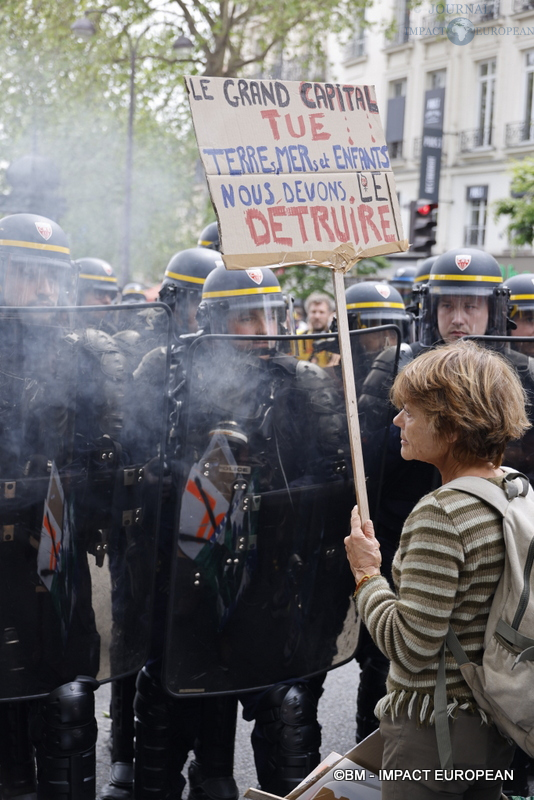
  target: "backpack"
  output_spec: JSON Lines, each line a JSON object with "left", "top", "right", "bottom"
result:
{"left": 433, "top": 468, "right": 534, "bottom": 770}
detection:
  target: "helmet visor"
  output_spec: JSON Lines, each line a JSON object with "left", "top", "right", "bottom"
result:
{"left": 3, "top": 254, "right": 76, "bottom": 307}
{"left": 209, "top": 295, "right": 288, "bottom": 338}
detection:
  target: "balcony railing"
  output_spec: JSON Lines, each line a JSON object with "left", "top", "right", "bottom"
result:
{"left": 459, "top": 127, "right": 494, "bottom": 152}
{"left": 505, "top": 121, "right": 534, "bottom": 146}
{"left": 343, "top": 36, "right": 366, "bottom": 61}
{"left": 512, "top": 0, "right": 534, "bottom": 12}
{"left": 464, "top": 225, "right": 486, "bottom": 247}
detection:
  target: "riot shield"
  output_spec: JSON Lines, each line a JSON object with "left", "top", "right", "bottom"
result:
{"left": 0, "top": 303, "right": 171, "bottom": 701}
{"left": 163, "top": 326, "right": 401, "bottom": 695}
{"left": 465, "top": 334, "right": 534, "bottom": 482}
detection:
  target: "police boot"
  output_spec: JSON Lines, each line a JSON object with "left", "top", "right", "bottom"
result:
{"left": 0, "top": 701, "right": 36, "bottom": 799}
{"left": 188, "top": 696, "right": 238, "bottom": 800}
{"left": 100, "top": 675, "right": 137, "bottom": 800}
{"left": 134, "top": 667, "right": 199, "bottom": 800}
{"left": 250, "top": 682, "right": 322, "bottom": 796}
{"left": 30, "top": 676, "right": 99, "bottom": 800}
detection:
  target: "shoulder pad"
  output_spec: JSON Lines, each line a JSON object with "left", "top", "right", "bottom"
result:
{"left": 295, "top": 359, "right": 329, "bottom": 382}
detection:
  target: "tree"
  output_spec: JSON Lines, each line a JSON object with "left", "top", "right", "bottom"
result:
{"left": 0, "top": 0, "right": 371, "bottom": 282}
{"left": 494, "top": 158, "right": 534, "bottom": 248}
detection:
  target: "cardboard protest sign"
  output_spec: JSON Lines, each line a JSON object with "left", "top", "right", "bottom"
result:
{"left": 185, "top": 76, "right": 408, "bottom": 270}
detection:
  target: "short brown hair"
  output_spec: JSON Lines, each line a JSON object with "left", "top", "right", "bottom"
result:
{"left": 391, "top": 340, "right": 531, "bottom": 466}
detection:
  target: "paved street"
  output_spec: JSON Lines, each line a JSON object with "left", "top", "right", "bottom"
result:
{"left": 94, "top": 659, "right": 361, "bottom": 797}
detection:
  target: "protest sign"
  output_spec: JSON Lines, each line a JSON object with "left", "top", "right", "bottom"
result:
{"left": 185, "top": 77, "right": 408, "bottom": 271}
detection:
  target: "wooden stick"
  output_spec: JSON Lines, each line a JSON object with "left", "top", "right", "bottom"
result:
{"left": 332, "top": 269, "right": 370, "bottom": 524}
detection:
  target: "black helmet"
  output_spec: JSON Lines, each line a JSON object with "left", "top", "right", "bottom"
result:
{"left": 503, "top": 273, "right": 534, "bottom": 356}
{"left": 197, "top": 221, "right": 220, "bottom": 251}
{"left": 419, "top": 248, "right": 507, "bottom": 345}
{"left": 345, "top": 281, "right": 412, "bottom": 344}
{"left": 0, "top": 213, "right": 75, "bottom": 306}
{"left": 159, "top": 247, "right": 223, "bottom": 333}
{"left": 413, "top": 256, "right": 438, "bottom": 288}
{"left": 75, "top": 257, "right": 118, "bottom": 305}
{"left": 121, "top": 282, "right": 147, "bottom": 304}
{"left": 504, "top": 273, "right": 534, "bottom": 318}
{"left": 198, "top": 266, "right": 288, "bottom": 339}
{"left": 389, "top": 265, "right": 416, "bottom": 303}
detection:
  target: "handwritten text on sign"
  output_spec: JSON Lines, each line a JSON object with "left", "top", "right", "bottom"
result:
{"left": 186, "top": 77, "right": 408, "bottom": 269}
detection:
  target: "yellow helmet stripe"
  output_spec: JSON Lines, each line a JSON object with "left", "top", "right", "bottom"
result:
{"left": 79, "top": 273, "right": 118, "bottom": 283}
{"left": 199, "top": 239, "right": 214, "bottom": 247}
{"left": 165, "top": 270, "right": 206, "bottom": 285}
{"left": 510, "top": 293, "right": 534, "bottom": 301}
{"left": 203, "top": 286, "right": 282, "bottom": 299}
{"left": 0, "top": 238, "right": 70, "bottom": 255}
{"left": 346, "top": 301, "right": 405, "bottom": 310}
{"left": 430, "top": 273, "right": 501, "bottom": 283}
{"left": 414, "top": 273, "right": 430, "bottom": 283}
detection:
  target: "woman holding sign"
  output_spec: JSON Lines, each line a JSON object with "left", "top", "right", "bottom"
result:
{"left": 345, "top": 341, "right": 528, "bottom": 799}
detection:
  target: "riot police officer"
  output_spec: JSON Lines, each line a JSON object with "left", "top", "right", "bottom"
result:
{"left": 197, "top": 221, "right": 220, "bottom": 251}
{"left": 76, "top": 258, "right": 119, "bottom": 307}
{"left": 0, "top": 213, "right": 106, "bottom": 799}
{"left": 418, "top": 248, "right": 508, "bottom": 346}
{"left": 100, "top": 248, "right": 222, "bottom": 800}
{"left": 121, "top": 282, "right": 147, "bottom": 304}
{"left": 176, "top": 266, "right": 350, "bottom": 796}
{"left": 504, "top": 272, "right": 534, "bottom": 357}
{"left": 389, "top": 264, "right": 416, "bottom": 305}
{"left": 158, "top": 246, "right": 223, "bottom": 335}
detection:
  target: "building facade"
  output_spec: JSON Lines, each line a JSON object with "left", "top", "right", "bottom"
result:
{"left": 329, "top": 0, "right": 534, "bottom": 270}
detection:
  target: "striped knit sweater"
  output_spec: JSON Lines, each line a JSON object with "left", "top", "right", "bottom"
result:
{"left": 356, "top": 475, "right": 506, "bottom": 726}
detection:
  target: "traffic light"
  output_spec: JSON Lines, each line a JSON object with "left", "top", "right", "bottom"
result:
{"left": 409, "top": 201, "right": 438, "bottom": 255}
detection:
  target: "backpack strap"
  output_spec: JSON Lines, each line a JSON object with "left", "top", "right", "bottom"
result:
{"left": 433, "top": 469, "right": 529, "bottom": 769}
{"left": 445, "top": 469, "right": 529, "bottom": 512}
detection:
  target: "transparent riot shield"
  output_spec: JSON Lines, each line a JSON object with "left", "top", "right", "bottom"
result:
{"left": 0, "top": 303, "right": 171, "bottom": 700}
{"left": 465, "top": 334, "right": 534, "bottom": 483}
{"left": 163, "top": 326, "right": 401, "bottom": 695}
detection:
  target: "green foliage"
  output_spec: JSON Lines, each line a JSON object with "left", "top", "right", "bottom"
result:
{"left": 494, "top": 158, "right": 534, "bottom": 248}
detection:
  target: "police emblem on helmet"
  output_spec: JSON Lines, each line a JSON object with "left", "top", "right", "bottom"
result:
{"left": 455, "top": 254, "right": 471, "bottom": 271}
{"left": 246, "top": 269, "right": 264, "bottom": 285}
{"left": 35, "top": 221, "right": 52, "bottom": 240}
{"left": 376, "top": 285, "right": 391, "bottom": 299}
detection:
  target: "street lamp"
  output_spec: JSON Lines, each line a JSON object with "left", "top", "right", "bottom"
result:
{"left": 71, "top": 10, "right": 194, "bottom": 285}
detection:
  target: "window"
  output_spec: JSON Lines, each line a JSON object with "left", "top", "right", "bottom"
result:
{"left": 464, "top": 186, "right": 488, "bottom": 246}
{"left": 524, "top": 51, "right": 534, "bottom": 141}
{"left": 428, "top": 69, "right": 446, "bottom": 90}
{"left": 386, "top": 79, "right": 407, "bottom": 159}
{"left": 477, "top": 59, "right": 496, "bottom": 146}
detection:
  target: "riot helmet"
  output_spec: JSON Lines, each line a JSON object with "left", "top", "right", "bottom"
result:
{"left": 198, "top": 266, "right": 288, "bottom": 349}
{"left": 346, "top": 281, "right": 412, "bottom": 347}
{"left": 197, "top": 221, "right": 220, "bottom": 251}
{"left": 389, "top": 265, "right": 416, "bottom": 304}
{"left": 159, "top": 247, "right": 223, "bottom": 333}
{"left": 75, "top": 257, "right": 118, "bottom": 306}
{"left": 504, "top": 272, "right": 534, "bottom": 357}
{"left": 413, "top": 256, "right": 438, "bottom": 289}
{"left": 419, "top": 248, "right": 507, "bottom": 346}
{"left": 0, "top": 213, "right": 75, "bottom": 307}
{"left": 121, "top": 282, "right": 147, "bottom": 304}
